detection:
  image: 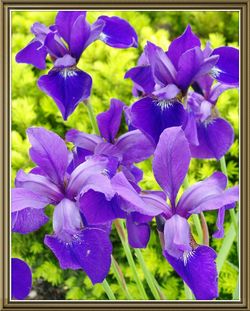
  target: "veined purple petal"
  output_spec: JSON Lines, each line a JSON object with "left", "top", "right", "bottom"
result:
{"left": 12, "top": 189, "right": 48, "bottom": 235}
{"left": 177, "top": 172, "right": 239, "bottom": 217}
{"left": 194, "top": 55, "right": 219, "bottom": 80}
{"left": 209, "top": 83, "right": 236, "bottom": 104}
{"left": 115, "top": 129, "right": 154, "bottom": 165}
{"left": 53, "top": 199, "right": 82, "bottom": 236}
{"left": 44, "top": 227, "right": 112, "bottom": 284}
{"left": 69, "top": 15, "right": 91, "bottom": 60}
{"left": 94, "top": 142, "right": 123, "bottom": 162}
{"left": 126, "top": 214, "right": 150, "bottom": 248}
{"left": 130, "top": 97, "right": 187, "bottom": 146}
{"left": 11, "top": 258, "right": 32, "bottom": 300}
{"left": 15, "top": 170, "right": 63, "bottom": 203}
{"left": 176, "top": 47, "right": 203, "bottom": 91}
{"left": 121, "top": 164, "right": 143, "bottom": 184}
{"left": 67, "top": 147, "right": 93, "bottom": 174}
{"left": 11, "top": 188, "right": 50, "bottom": 213}
{"left": 140, "top": 192, "right": 172, "bottom": 219}
{"left": 163, "top": 214, "right": 191, "bottom": 258}
{"left": 146, "top": 41, "right": 176, "bottom": 86}
{"left": 12, "top": 208, "right": 49, "bottom": 234}
{"left": 66, "top": 129, "right": 102, "bottom": 152}
{"left": 55, "top": 11, "right": 86, "bottom": 45}
{"left": 190, "top": 186, "right": 239, "bottom": 215}
{"left": 79, "top": 190, "right": 126, "bottom": 224}
{"left": 211, "top": 46, "right": 239, "bottom": 85}
{"left": 124, "top": 65, "right": 155, "bottom": 95}
{"left": 83, "top": 19, "right": 105, "bottom": 49}
{"left": 27, "top": 127, "right": 68, "bottom": 187}
{"left": 16, "top": 40, "right": 48, "bottom": 70}
{"left": 213, "top": 206, "right": 226, "bottom": 239}
{"left": 98, "top": 15, "right": 138, "bottom": 48}
{"left": 31, "top": 22, "right": 51, "bottom": 40}
{"left": 177, "top": 172, "right": 226, "bottom": 217}
{"left": 44, "top": 32, "right": 68, "bottom": 58}
{"left": 190, "top": 118, "right": 234, "bottom": 160}
{"left": 66, "top": 156, "right": 115, "bottom": 199}
{"left": 195, "top": 75, "right": 214, "bottom": 98}
{"left": 111, "top": 172, "right": 167, "bottom": 216}
{"left": 97, "top": 98, "right": 124, "bottom": 143}
{"left": 153, "top": 127, "right": 191, "bottom": 207}
{"left": 167, "top": 24, "right": 201, "bottom": 69}
{"left": 37, "top": 67, "right": 92, "bottom": 120}
{"left": 183, "top": 112, "right": 199, "bottom": 146}
{"left": 164, "top": 245, "right": 218, "bottom": 300}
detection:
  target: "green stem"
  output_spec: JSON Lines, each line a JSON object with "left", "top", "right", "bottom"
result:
{"left": 115, "top": 219, "right": 148, "bottom": 299}
{"left": 102, "top": 279, "right": 116, "bottom": 300}
{"left": 134, "top": 248, "right": 161, "bottom": 300}
{"left": 111, "top": 255, "right": 133, "bottom": 300}
{"left": 84, "top": 100, "right": 100, "bottom": 135}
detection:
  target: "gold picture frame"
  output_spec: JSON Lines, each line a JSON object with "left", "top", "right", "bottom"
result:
{"left": 1, "top": 0, "right": 249, "bottom": 309}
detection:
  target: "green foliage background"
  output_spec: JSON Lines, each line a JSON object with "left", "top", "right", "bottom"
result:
{"left": 11, "top": 11, "right": 239, "bottom": 300}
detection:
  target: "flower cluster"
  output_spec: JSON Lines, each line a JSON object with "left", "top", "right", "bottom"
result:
{"left": 13, "top": 11, "right": 239, "bottom": 301}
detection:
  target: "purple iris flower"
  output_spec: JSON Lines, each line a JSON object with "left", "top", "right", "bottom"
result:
{"left": 16, "top": 11, "right": 138, "bottom": 120}
{"left": 184, "top": 75, "right": 236, "bottom": 160}
{"left": 152, "top": 127, "right": 239, "bottom": 300}
{"left": 12, "top": 127, "right": 117, "bottom": 284}
{"left": 12, "top": 127, "right": 166, "bottom": 282}
{"left": 124, "top": 25, "right": 239, "bottom": 146}
{"left": 66, "top": 98, "right": 168, "bottom": 247}
{"left": 66, "top": 98, "right": 154, "bottom": 184}
{"left": 11, "top": 258, "right": 32, "bottom": 300}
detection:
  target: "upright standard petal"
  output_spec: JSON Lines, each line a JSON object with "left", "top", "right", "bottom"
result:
{"left": 98, "top": 16, "right": 138, "bottom": 48}
{"left": 146, "top": 41, "right": 176, "bottom": 86}
{"left": 55, "top": 11, "right": 87, "bottom": 45}
{"left": 44, "top": 227, "right": 112, "bottom": 284}
{"left": 115, "top": 129, "right": 154, "bottom": 165}
{"left": 16, "top": 40, "right": 47, "bottom": 70}
{"left": 27, "top": 127, "right": 68, "bottom": 186}
{"left": 96, "top": 98, "right": 124, "bottom": 142}
{"left": 37, "top": 67, "right": 92, "bottom": 120}
{"left": 164, "top": 245, "right": 218, "bottom": 300}
{"left": 153, "top": 127, "right": 191, "bottom": 206}
{"left": 167, "top": 24, "right": 201, "bottom": 69}
{"left": 130, "top": 97, "right": 187, "bottom": 146}
{"left": 211, "top": 47, "right": 239, "bottom": 85}
{"left": 11, "top": 258, "right": 32, "bottom": 300}
{"left": 189, "top": 118, "right": 234, "bottom": 160}
{"left": 68, "top": 14, "right": 91, "bottom": 60}
{"left": 176, "top": 47, "right": 204, "bottom": 91}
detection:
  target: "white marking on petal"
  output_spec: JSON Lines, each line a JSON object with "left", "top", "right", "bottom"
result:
{"left": 182, "top": 250, "right": 196, "bottom": 266}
